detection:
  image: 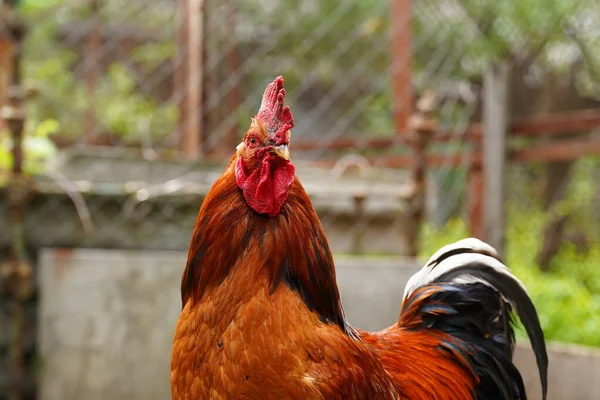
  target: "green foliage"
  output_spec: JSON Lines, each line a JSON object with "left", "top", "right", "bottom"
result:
{"left": 554, "top": 157, "right": 600, "bottom": 237}
{"left": 130, "top": 42, "right": 176, "bottom": 72}
{"left": 231, "top": 0, "right": 392, "bottom": 133}
{"left": 21, "top": 0, "right": 61, "bottom": 13}
{"left": 415, "top": 0, "right": 595, "bottom": 78}
{"left": 19, "top": 0, "right": 178, "bottom": 145}
{"left": 361, "top": 91, "right": 394, "bottom": 134}
{"left": 96, "top": 64, "right": 177, "bottom": 142}
{"left": 0, "top": 119, "right": 59, "bottom": 183}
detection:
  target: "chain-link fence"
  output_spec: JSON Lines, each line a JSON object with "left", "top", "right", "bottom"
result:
{"left": 1, "top": 0, "right": 600, "bottom": 399}
{"left": 11, "top": 0, "right": 600, "bottom": 224}
{"left": 19, "top": 0, "right": 400, "bottom": 153}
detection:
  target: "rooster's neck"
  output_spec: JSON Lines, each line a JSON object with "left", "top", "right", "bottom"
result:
{"left": 181, "top": 166, "right": 354, "bottom": 337}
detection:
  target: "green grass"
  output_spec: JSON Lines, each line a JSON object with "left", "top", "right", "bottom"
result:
{"left": 420, "top": 212, "right": 600, "bottom": 347}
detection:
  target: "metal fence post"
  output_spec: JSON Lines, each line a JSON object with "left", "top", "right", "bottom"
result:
{"left": 176, "top": 0, "right": 204, "bottom": 159}
{"left": 405, "top": 91, "right": 436, "bottom": 258}
{"left": 83, "top": 0, "right": 101, "bottom": 145}
{"left": 390, "top": 0, "right": 413, "bottom": 134}
{"left": 0, "top": 8, "right": 35, "bottom": 400}
{"left": 483, "top": 61, "right": 510, "bottom": 255}
{"left": 468, "top": 142, "right": 484, "bottom": 239}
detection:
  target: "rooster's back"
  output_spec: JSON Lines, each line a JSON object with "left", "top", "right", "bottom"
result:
{"left": 361, "top": 238, "right": 548, "bottom": 400}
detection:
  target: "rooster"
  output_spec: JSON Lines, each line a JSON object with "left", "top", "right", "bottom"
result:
{"left": 170, "top": 76, "right": 548, "bottom": 400}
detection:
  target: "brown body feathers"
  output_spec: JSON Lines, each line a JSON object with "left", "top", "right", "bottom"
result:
{"left": 171, "top": 161, "right": 398, "bottom": 399}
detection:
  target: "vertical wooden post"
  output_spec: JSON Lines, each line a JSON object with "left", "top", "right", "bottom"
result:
{"left": 202, "top": 0, "right": 219, "bottom": 154}
{"left": 390, "top": 0, "right": 413, "bottom": 134}
{"left": 467, "top": 152, "right": 484, "bottom": 239}
{"left": 177, "top": 0, "right": 204, "bottom": 160}
{"left": 352, "top": 193, "right": 367, "bottom": 254}
{"left": 0, "top": 28, "right": 13, "bottom": 117}
{"left": 0, "top": 10, "right": 35, "bottom": 400}
{"left": 186, "top": 0, "right": 204, "bottom": 159}
{"left": 224, "top": 0, "right": 241, "bottom": 150}
{"left": 483, "top": 61, "right": 510, "bottom": 255}
{"left": 405, "top": 91, "right": 436, "bottom": 258}
{"left": 174, "top": 0, "right": 188, "bottom": 151}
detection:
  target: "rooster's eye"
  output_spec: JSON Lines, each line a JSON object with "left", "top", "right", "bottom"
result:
{"left": 248, "top": 137, "right": 258, "bottom": 147}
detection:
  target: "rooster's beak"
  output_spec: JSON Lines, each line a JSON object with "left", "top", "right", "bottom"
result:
{"left": 271, "top": 144, "right": 290, "bottom": 161}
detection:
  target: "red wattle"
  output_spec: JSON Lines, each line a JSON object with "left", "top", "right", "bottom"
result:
{"left": 235, "top": 155, "right": 295, "bottom": 217}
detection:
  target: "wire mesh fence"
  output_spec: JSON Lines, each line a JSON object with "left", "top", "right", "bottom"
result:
{"left": 1, "top": 0, "right": 600, "bottom": 399}
{"left": 12, "top": 0, "right": 599, "bottom": 212}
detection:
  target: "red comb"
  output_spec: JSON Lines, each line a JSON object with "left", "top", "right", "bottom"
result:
{"left": 256, "top": 76, "right": 294, "bottom": 145}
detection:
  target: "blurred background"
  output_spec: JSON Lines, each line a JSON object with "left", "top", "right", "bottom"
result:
{"left": 0, "top": 0, "right": 599, "bottom": 399}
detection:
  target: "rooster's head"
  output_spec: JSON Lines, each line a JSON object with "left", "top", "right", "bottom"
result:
{"left": 235, "top": 76, "right": 296, "bottom": 218}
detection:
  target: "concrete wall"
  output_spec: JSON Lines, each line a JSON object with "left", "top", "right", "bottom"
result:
{"left": 514, "top": 342, "right": 600, "bottom": 400}
{"left": 38, "top": 249, "right": 599, "bottom": 400}
{"left": 38, "top": 249, "right": 183, "bottom": 400}
{"left": 0, "top": 163, "right": 411, "bottom": 255}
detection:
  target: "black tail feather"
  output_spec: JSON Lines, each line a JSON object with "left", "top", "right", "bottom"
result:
{"left": 436, "top": 265, "right": 548, "bottom": 400}
{"left": 403, "top": 238, "right": 548, "bottom": 399}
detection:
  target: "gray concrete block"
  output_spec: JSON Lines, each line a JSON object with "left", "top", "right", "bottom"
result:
{"left": 514, "top": 342, "right": 600, "bottom": 400}
{"left": 38, "top": 249, "right": 183, "bottom": 400}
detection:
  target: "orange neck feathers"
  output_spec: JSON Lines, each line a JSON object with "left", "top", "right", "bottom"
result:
{"left": 180, "top": 160, "right": 354, "bottom": 336}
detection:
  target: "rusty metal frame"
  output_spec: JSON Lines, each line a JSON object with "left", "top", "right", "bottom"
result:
{"left": 0, "top": 8, "right": 35, "bottom": 400}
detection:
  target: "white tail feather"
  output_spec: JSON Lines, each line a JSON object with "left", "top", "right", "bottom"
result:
{"left": 424, "top": 238, "right": 499, "bottom": 267}
{"left": 403, "top": 237, "right": 527, "bottom": 301}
